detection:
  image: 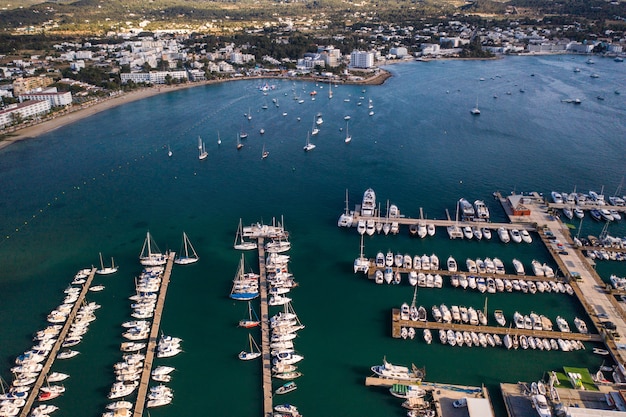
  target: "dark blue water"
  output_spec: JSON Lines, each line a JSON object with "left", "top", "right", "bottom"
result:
{"left": 0, "top": 55, "right": 625, "bottom": 417}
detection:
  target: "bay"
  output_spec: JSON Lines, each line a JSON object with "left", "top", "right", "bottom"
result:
{"left": 0, "top": 55, "right": 625, "bottom": 417}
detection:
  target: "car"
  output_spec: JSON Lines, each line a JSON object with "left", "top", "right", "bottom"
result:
{"left": 558, "top": 250, "right": 569, "bottom": 255}
{"left": 452, "top": 398, "right": 467, "bottom": 408}
{"left": 602, "top": 321, "right": 617, "bottom": 330}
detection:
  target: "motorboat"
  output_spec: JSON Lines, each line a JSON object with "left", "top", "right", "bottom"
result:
{"left": 532, "top": 394, "right": 552, "bottom": 417}
{"left": 275, "top": 381, "right": 297, "bottom": 395}
{"left": 531, "top": 260, "right": 544, "bottom": 277}
{"left": 361, "top": 188, "right": 376, "bottom": 217}
{"left": 556, "top": 316, "right": 571, "bottom": 332}
{"left": 459, "top": 198, "right": 475, "bottom": 221}
{"left": 510, "top": 229, "right": 522, "bottom": 243}
{"left": 447, "top": 256, "right": 457, "bottom": 272}
{"left": 573, "top": 206, "right": 585, "bottom": 219}
{"left": 466, "top": 259, "right": 477, "bottom": 273}
{"left": 370, "top": 358, "right": 421, "bottom": 381}
{"left": 494, "top": 310, "right": 506, "bottom": 326}
{"left": 497, "top": 227, "right": 510, "bottom": 243}
{"left": 493, "top": 258, "right": 505, "bottom": 275}
{"left": 463, "top": 226, "right": 473, "bottom": 240}
{"left": 473, "top": 200, "right": 490, "bottom": 221}
{"left": 482, "top": 227, "right": 492, "bottom": 240}
{"left": 512, "top": 259, "right": 525, "bottom": 275}
{"left": 574, "top": 317, "right": 588, "bottom": 334}
{"left": 520, "top": 229, "right": 533, "bottom": 243}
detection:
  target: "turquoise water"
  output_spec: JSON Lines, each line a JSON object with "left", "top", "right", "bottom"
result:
{"left": 1, "top": 55, "right": 625, "bottom": 417}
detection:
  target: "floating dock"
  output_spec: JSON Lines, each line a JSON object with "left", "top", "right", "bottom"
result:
{"left": 18, "top": 268, "right": 97, "bottom": 417}
{"left": 133, "top": 252, "right": 175, "bottom": 417}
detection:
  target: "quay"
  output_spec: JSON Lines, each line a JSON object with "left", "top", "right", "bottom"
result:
{"left": 390, "top": 308, "right": 602, "bottom": 342}
{"left": 366, "top": 377, "right": 494, "bottom": 417}
{"left": 256, "top": 237, "right": 274, "bottom": 417}
{"left": 18, "top": 268, "right": 97, "bottom": 417}
{"left": 132, "top": 252, "right": 175, "bottom": 417}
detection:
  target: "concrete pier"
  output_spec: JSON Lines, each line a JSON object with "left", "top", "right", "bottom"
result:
{"left": 256, "top": 237, "right": 274, "bottom": 417}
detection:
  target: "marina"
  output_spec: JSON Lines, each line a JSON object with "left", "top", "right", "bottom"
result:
{"left": 1, "top": 55, "right": 626, "bottom": 417}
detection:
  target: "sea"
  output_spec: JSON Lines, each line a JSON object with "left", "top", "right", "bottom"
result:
{"left": 1, "top": 54, "right": 625, "bottom": 417}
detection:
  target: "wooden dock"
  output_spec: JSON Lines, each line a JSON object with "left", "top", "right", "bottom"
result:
{"left": 133, "top": 252, "right": 175, "bottom": 417}
{"left": 18, "top": 268, "right": 97, "bottom": 417}
{"left": 390, "top": 309, "right": 602, "bottom": 342}
{"left": 257, "top": 237, "right": 274, "bottom": 417}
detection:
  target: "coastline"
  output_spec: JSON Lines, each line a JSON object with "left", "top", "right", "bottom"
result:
{"left": 0, "top": 69, "right": 391, "bottom": 150}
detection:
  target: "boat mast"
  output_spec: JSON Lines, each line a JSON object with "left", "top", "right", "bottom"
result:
{"left": 344, "top": 189, "right": 350, "bottom": 215}
{"left": 99, "top": 252, "right": 104, "bottom": 270}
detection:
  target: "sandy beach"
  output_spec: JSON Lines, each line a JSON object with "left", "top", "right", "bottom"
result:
{"left": 0, "top": 70, "right": 391, "bottom": 151}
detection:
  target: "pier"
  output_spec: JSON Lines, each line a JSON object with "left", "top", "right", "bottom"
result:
{"left": 256, "top": 237, "right": 274, "bottom": 417}
{"left": 390, "top": 308, "right": 602, "bottom": 342}
{"left": 132, "top": 252, "right": 174, "bottom": 417}
{"left": 18, "top": 268, "right": 97, "bottom": 417}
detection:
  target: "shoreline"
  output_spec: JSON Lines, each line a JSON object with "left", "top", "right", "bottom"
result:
{"left": 0, "top": 70, "right": 391, "bottom": 151}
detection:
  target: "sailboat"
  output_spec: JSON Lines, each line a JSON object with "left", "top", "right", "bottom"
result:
{"left": 328, "top": 80, "right": 333, "bottom": 99}
{"left": 247, "top": 107, "right": 252, "bottom": 121}
{"left": 174, "top": 232, "right": 199, "bottom": 265}
{"left": 230, "top": 254, "right": 260, "bottom": 301}
{"left": 344, "top": 120, "right": 352, "bottom": 143}
{"left": 167, "top": 144, "right": 172, "bottom": 157}
{"left": 198, "top": 137, "right": 208, "bottom": 160}
{"left": 337, "top": 189, "right": 354, "bottom": 227}
{"left": 262, "top": 144, "right": 269, "bottom": 159}
{"left": 311, "top": 116, "right": 320, "bottom": 136}
{"left": 238, "top": 333, "right": 261, "bottom": 360}
{"left": 239, "top": 126, "right": 248, "bottom": 139}
{"left": 353, "top": 234, "right": 370, "bottom": 274}
{"left": 237, "top": 134, "right": 243, "bottom": 150}
{"left": 239, "top": 301, "right": 260, "bottom": 328}
{"left": 234, "top": 218, "right": 257, "bottom": 250}
{"left": 470, "top": 98, "right": 480, "bottom": 115}
{"left": 96, "top": 252, "right": 118, "bottom": 275}
{"left": 217, "top": 131, "right": 221, "bottom": 146}
{"left": 139, "top": 232, "right": 167, "bottom": 266}
{"left": 303, "top": 131, "right": 316, "bottom": 152}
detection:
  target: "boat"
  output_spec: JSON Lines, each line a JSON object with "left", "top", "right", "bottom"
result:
{"left": 459, "top": 198, "right": 475, "bottom": 221}
{"left": 512, "top": 259, "right": 524, "bottom": 275}
{"left": 139, "top": 232, "right": 167, "bottom": 266}
{"left": 239, "top": 301, "right": 260, "bottom": 328}
{"left": 494, "top": 310, "right": 506, "bottom": 326}
{"left": 470, "top": 98, "right": 480, "bottom": 115}
{"left": 233, "top": 219, "right": 257, "bottom": 251}
{"left": 389, "top": 384, "right": 426, "bottom": 399}
{"left": 238, "top": 334, "right": 262, "bottom": 360}
{"left": 56, "top": 349, "right": 80, "bottom": 359}
{"left": 361, "top": 189, "right": 377, "bottom": 217}
{"left": 47, "top": 372, "right": 69, "bottom": 383}
{"left": 532, "top": 394, "right": 552, "bottom": 417}
{"left": 353, "top": 235, "right": 370, "bottom": 274}
{"left": 96, "top": 252, "right": 118, "bottom": 275}
{"left": 556, "top": 316, "right": 570, "bottom": 332}
{"left": 236, "top": 134, "right": 243, "bottom": 150}
{"left": 520, "top": 229, "right": 533, "bottom": 243}
{"left": 510, "top": 229, "right": 522, "bottom": 243}
{"left": 497, "top": 227, "right": 510, "bottom": 243}
{"left": 423, "top": 329, "right": 432, "bottom": 344}
{"left": 230, "top": 254, "right": 259, "bottom": 301}
{"left": 261, "top": 144, "right": 269, "bottom": 159}
{"left": 173, "top": 232, "right": 199, "bottom": 265}
{"left": 447, "top": 256, "right": 457, "bottom": 272}
{"left": 482, "top": 227, "right": 492, "bottom": 240}
{"left": 574, "top": 317, "right": 588, "bottom": 334}
{"left": 474, "top": 200, "right": 490, "bottom": 220}
{"left": 370, "top": 357, "right": 422, "bottom": 381}
{"left": 275, "top": 381, "right": 297, "bottom": 395}
{"left": 303, "top": 131, "right": 316, "bottom": 152}
{"left": 531, "top": 260, "right": 544, "bottom": 277}
{"left": 593, "top": 347, "right": 610, "bottom": 355}
{"left": 274, "top": 404, "right": 299, "bottom": 415}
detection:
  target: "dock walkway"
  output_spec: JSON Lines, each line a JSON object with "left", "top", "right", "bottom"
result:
{"left": 257, "top": 237, "right": 274, "bottom": 417}
{"left": 18, "top": 268, "right": 97, "bottom": 417}
{"left": 133, "top": 253, "right": 175, "bottom": 417}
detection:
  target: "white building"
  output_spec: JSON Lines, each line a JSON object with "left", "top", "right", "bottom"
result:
{"left": 421, "top": 44, "right": 440, "bottom": 55}
{"left": 0, "top": 100, "right": 51, "bottom": 128}
{"left": 19, "top": 88, "right": 72, "bottom": 107}
{"left": 389, "top": 47, "right": 408, "bottom": 58}
{"left": 350, "top": 50, "right": 374, "bottom": 69}
{"left": 120, "top": 70, "right": 188, "bottom": 84}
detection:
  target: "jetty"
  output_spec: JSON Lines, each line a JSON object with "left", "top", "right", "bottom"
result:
{"left": 256, "top": 237, "right": 274, "bottom": 417}
{"left": 18, "top": 268, "right": 97, "bottom": 417}
{"left": 390, "top": 308, "right": 602, "bottom": 342}
{"left": 133, "top": 252, "right": 175, "bottom": 417}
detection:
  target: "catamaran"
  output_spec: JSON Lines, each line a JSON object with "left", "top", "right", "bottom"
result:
{"left": 139, "top": 232, "right": 167, "bottom": 266}
{"left": 174, "top": 232, "right": 199, "bottom": 265}
{"left": 303, "top": 131, "right": 316, "bottom": 152}
{"left": 198, "top": 136, "right": 208, "bottom": 160}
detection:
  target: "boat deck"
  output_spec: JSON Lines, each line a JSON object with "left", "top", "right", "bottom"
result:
{"left": 133, "top": 252, "right": 175, "bottom": 417}
{"left": 257, "top": 237, "right": 274, "bottom": 417}
{"left": 391, "top": 309, "right": 602, "bottom": 342}
{"left": 18, "top": 268, "right": 97, "bottom": 417}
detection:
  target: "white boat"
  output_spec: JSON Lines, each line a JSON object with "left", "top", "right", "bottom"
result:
{"left": 423, "top": 329, "right": 432, "bottom": 344}
{"left": 494, "top": 310, "right": 506, "bottom": 326}
{"left": 139, "top": 232, "right": 167, "bottom": 266}
{"left": 230, "top": 254, "right": 260, "bottom": 301}
{"left": 482, "top": 227, "right": 492, "bottom": 240}
{"left": 473, "top": 200, "right": 490, "bottom": 220}
{"left": 470, "top": 98, "right": 480, "bottom": 115}
{"left": 532, "top": 394, "right": 552, "bottom": 417}
{"left": 556, "top": 316, "right": 570, "bottom": 332}
{"left": 520, "top": 229, "right": 533, "bottom": 243}
{"left": 463, "top": 225, "right": 473, "bottom": 239}
{"left": 361, "top": 188, "right": 376, "bottom": 217}
{"left": 337, "top": 189, "right": 354, "bottom": 228}
{"left": 96, "top": 252, "right": 118, "bottom": 275}
{"left": 198, "top": 136, "right": 208, "bottom": 160}
{"left": 344, "top": 120, "right": 352, "bottom": 143}
{"left": 574, "top": 317, "right": 588, "bottom": 334}
{"left": 174, "top": 232, "right": 199, "bottom": 265}
{"left": 512, "top": 259, "right": 524, "bottom": 275}
{"left": 353, "top": 235, "right": 369, "bottom": 274}
{"left": 303, "top": 131, "right": 316, "bottom": 152}
{"left": 239, "top": 301, "right": 261, "bottom": 328}
{"left": 427, "top": 223, "right": 435, "bottom": 236}
{"left": 573, "top": 206, "right": 584, "bottom": 219}
{"left": 310, "top": 116, "right": 320, "bottom": 136}
{"left": 233, "top": 219, "right": 257, "bottom": 251}
{"left": 238, "top": 334, "right": 262, "bottom": 361}
{"left": 275, "top": 381, "right": 298, "bottom": 395}
{"left": 531, "top": 260, "right": 544, "bottom": 277}
{"left": 447, "top": 256, "right": 457, "bottom": 272}
{"left": 371, "top": 358, "right": 421, "bottom": 381}
{"left": 466, "top": 258, "right": 477, "bottom": 273}
{"left": 497, "top": 227, "right": 510, "bottom": 243}
{"left": 510, "top": 229, "right": 522, "bottom": 243}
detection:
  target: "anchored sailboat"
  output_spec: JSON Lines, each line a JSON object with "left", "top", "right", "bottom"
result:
{"left": 198, "top": 137, "right": 208, "bottom": 160}
{"left": 262, "top": 144, "right": 269, "bottom": 159}
{"left": 174, "top": 232, "right": 199, "bottom": 265}
{"left": 344, "top": 120, "right": 352, "bottom": 143}
{"left": 96, "top": 252, "right": 118, "bottom": 275}
{"left": 234, "top": 219, "right": 257, "bottom": 250}
{"left": 238, "top": 333, "right": 261, "bottom": 360}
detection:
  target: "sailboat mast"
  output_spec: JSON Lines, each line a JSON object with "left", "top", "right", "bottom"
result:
{"left": 99, "top": 252, "right": 104, "bottom": 269}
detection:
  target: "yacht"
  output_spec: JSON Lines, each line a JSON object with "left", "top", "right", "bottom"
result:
{"left": 371, "top": 358, "right": 421, "bottom": 381}
{"left": 493, "top": 258, "right": 505, "bottom": 275}
{"left": 361, "top": 188, "right": 376, "bottom": 217}
{"left": 510, "top": 229, "right": 522, "bottom": 243}
{"left": 556, "top": 316, "right": 571, "bottom": 332}
{"left": 520, "top": 229, "right": 533, "bottom": 243}
{"left": 482, "top": 227, "right": 492, "bottom": 240}
{"left": 473, "top": 200, "right": 490, "bottom": 221}
{"left": 494, "top": 310, "right": 506, "bottom": 326}
{"left": 512, "top": 259, "right": 525, "bottom": 275}
{"left": 466, "top": 258, "right": 477, "bottom": 273}
{"left": 459, "top": 198, "right": 475, "bottom": 221}
{"left": 497, "top": 227, "right": 510, "bottom": 243}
